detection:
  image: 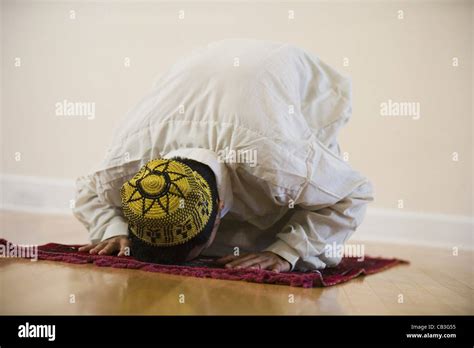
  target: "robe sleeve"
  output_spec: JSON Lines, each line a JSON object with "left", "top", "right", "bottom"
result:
{"left": 72, "top": 174, "right": 129, "bottom": 243}
{"left": 265, "top": 140, "right": 374, "bottom": 271}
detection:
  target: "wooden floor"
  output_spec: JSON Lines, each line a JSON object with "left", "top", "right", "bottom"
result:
{"left": 0, "top": 210, "right": 472, "bottom": 315}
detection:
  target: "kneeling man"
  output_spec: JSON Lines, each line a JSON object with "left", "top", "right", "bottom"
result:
{"left": 73, "top": 39, "right": 374, "bottom": 272}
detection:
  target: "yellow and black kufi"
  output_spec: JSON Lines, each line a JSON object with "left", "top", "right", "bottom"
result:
{"left": 121, "top": 158, "right": 214, "bottom": 247}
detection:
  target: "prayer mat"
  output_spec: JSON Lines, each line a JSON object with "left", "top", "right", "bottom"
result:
{"left": 0, "top": 239, "right": 408, "bottom": 288}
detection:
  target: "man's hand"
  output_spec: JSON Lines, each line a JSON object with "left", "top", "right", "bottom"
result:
{"left": 216, "top": 251, "right": 291, "bottom": 273}
{"left": 78, "top": 236, "right": 130, "bottom": 256}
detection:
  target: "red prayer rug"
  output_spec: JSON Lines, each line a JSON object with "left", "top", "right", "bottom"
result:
{"left": 0, "top": 239, "right": 408, "bottom": 288}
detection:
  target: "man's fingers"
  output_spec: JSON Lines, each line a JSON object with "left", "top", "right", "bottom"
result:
{"left": 118, "top": 238, "right": 130, "bottom": 257}
{"left": 257, "top": 259, "right": 278, "bottom": 271}
{"left": 120, "top": 237, "right": 130, "bottom": 248}
{"left": 232, "top": 256, "right": 266, "bottom": 269}
{"left": 270, "top": 264, "right": 282, "bottom": 273}
{"left": 218, "top": 253, "right": 292, "bottom": 272}
{"left": 225, "top": 254, "right": 259, "bottom": 268}
{"left": 98, "top": 242, "right": 117, "bottom": 255}
{"left": 216, "top": 254, "right": 239, "bottom": 264}
{"left": 217, "top": 253, "right": 251, "bottom": 265}
{"left": 89, "top": 242, "right": 107, "bottom": 254}
{"left": 78, "top": 244, "right": 97, "bottom": 252}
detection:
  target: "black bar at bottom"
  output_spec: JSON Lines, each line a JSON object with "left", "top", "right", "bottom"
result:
{"left": 0, "top": 315, "right": 472, "bottom": 346}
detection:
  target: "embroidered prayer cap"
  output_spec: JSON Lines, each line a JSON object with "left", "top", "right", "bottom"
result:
{"left": 121, "top": 158, "right": 214, "bottom": 247}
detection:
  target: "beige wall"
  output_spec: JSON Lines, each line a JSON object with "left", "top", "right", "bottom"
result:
{"left": 1, "top": 0, "right": 472, "bottom": 216}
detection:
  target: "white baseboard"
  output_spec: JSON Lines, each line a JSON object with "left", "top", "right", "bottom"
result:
{"left": 355, "top": 208, "right": 473, "bottom": 249}
{"left": 1, "top": 174, "right": 472, "bottom": 249}
{"left": 0, "top": 174, "right": 76, "bottom": 215}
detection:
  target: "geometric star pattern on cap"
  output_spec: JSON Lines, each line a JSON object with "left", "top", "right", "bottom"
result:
{"left": 124, "top": 160, "right": 189, "bottom": 216}
{"left": 120, "top": 158, "right": 214, "bottom": 247}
